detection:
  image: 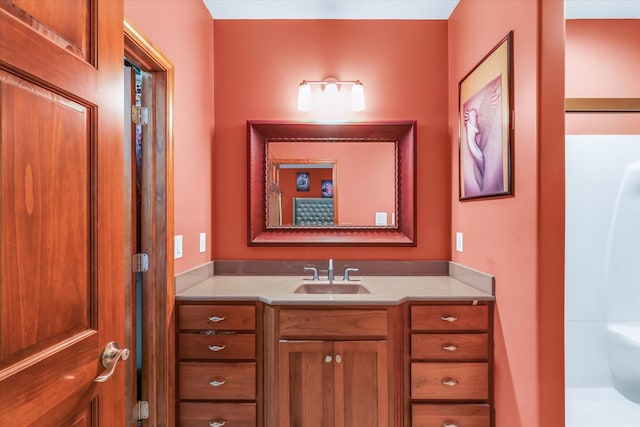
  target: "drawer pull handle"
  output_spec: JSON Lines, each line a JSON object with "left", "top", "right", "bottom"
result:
{"left": 209, "top": 421, "right": 227, "bottom": 427}
{"left": 208, "top": 345, "right": 226, "bottom": 352}
{"left": 440, "top": 315, "right": 458, "bottom": 322}
{"left": 209, "top": 379, "right": 226, "bottom": 387}
{"left": 208, "top": 316, "right": 226, "bottom": 323}
{"left": 442, "top": 423, "right": 460, "bottom": 427}
{"left": 442, "top": 344, "right": 459, "bottom": 352}
{"left": 441, "top": 378, "right": 459, "bottom": 387}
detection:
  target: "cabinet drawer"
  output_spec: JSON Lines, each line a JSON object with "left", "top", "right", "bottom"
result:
{"left": 179, "top": 362, "right": 256, "bottom": 400}
{"left": 411, "top": 362, "right": 488, "bottom": 400}
{"left": 179, "top": 402, "right": 256, "bottom": 427}
{"left": 179, "top": 305, "right": 255, "bottom": 331}
{"left": 412, "top": 403, "right": 490, "bottom": 427}
{"left": 279, "top": 308, "right": 387, "bottom": 338}
{"left": 411, "top": 305, "right": 488, "bottom": 331}
{"left": 179, "top": 333, "right": 256, "bottom": 360}
{"left": 411, "top": 333, "right": 488, "bottom": 360}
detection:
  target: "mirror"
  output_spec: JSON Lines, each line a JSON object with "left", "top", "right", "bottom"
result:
{"left": 248, "top": 120, "right": 416, "bottom": 246}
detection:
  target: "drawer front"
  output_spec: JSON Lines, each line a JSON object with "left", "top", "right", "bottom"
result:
{"left": 411, "top": 333, "right": 488, "bottom": 361}
{"left": 411, "top": 362, "right": 488, "bottom": 400}
{"left": 411, "top": 305, "right": 488, "bottom": 331}
{"left": 179, "top": 304, "right": 255, "bottom": 331}
{"left": 412, "top": 404, "right": 491, "bottom": 427}
{"left": 179, "top": 333, "right": 256, "bottom": 360}
{"left": 179, "top": 362, "right": 256, "bottom": 400}
{"left": 279, "top": 308, "right": 388, "bottom": 338}
{"left": 179, "top": 402, "right": 256, "bottom": 427}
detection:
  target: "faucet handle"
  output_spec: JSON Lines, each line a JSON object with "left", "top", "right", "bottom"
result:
{"left": 303, "top": 267, "right": 319, "bottom": 281}
{"left": 343, "top": 268, "right": 359, "bottom": 281}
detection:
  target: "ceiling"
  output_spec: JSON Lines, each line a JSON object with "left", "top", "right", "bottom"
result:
{"left": 203, "top": 0, "right": 640, "bottom": 20}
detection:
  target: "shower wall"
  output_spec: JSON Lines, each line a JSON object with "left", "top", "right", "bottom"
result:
{"left": 565, "top": 134, "right": 640, "bottom": 388}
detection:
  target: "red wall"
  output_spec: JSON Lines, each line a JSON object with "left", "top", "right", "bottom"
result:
{"left": 449, "top": 1, "right": 565, "bottom": 426}
{"left": 213, "top": 20, "right": 450, "bottom": 259}
{"left": 566, "top": 20, "right": 640, "bottom": 134}
{"left": 125, "top": 0, "right": 215, "bottom": 273}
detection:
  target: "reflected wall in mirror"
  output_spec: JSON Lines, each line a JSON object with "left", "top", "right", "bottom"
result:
{"left": 268, "top": 141, "right": 396, "bottom": 227}
{"left": 248, "top": 120, "right": 416, "bottom": 246}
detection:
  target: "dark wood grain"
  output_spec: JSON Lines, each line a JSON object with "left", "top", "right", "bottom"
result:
{"left": 279, "top": 308, "right": 388, "bottom": 338}
{"left": 0, "top": 0, "right": 125, "bottom": 424}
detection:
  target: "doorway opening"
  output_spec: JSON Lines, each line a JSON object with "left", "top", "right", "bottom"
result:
{"left": 124, "top": 19, "right": 175, "bottom": 426}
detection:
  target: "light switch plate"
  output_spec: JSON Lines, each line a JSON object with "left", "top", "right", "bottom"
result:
{"left": 456, "top": 232, "right": 463, "bottom": 252}
{"left": 174, "top": 235, "right": 183, "bottom": 259}
{"left": 375, "top": 212, "right": 387, "bottom": 226}
{"left": 199, "top": 232, "right": 206, "bottom": 253}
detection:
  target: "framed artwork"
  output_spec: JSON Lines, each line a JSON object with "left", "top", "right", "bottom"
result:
{"left": 458, "top": 31, "right": 514, "bottom": 200}
{"left": 321, "top": 180, "right": 333, "bottom": 198}
{"left": 296, "top": 172, "right": 310, "bottom": 191}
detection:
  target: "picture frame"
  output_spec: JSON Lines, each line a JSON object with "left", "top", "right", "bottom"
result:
{"left": 296, "top": 172, "right": 310, "bottom": 191}
{"left": 458, "top": 31, "right": 514, "bottom": 200}
{"left": 321, "top": 180, "right": 333, "bottom": 198}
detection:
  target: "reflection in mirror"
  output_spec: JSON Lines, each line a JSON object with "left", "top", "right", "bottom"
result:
{"left": 248, "top": 121, "right": 416, "bottom": 246}
{"left": 267, "top": 141, "right": 396, "bottom": 228}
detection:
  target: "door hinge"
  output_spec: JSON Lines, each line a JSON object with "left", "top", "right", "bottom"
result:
{"left": 134, "top": 400, "right": 149, "bottom": 420}
{"left": 132, "top": 253, "right": 149, "bottom": 272}
{"left": 131, "top": 105, "right": 149, "bottom": 125}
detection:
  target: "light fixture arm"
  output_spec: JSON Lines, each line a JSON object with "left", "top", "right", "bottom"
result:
{"left": 299, "top": 79, "right": 363, "bottom": 86}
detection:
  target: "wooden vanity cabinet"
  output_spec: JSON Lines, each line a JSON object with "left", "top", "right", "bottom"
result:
{"left": 409, "top": 302, "right": 493, "bottom": 427}
{"left": 266, "top": 306, "right": 400, "bottom": 427}
{"left": 176, "top": 302, "right": 262, "bottom": 427}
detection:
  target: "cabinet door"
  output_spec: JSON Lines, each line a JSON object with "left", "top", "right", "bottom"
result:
{"left": 279, "top": 341, "right": 334, "bottom": 427}
{"left": 333, "top": 341, "right": 389, "bottom": 427}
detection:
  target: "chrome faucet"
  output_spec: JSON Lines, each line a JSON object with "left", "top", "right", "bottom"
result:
{"left": 343, "top": 267, "right": 359, "bottom": 281}
{"left": 327, "top": 259, "right": 334, "bottom": 281}
{"left": 304, "top": 267, "right": 319, "bottom": 281}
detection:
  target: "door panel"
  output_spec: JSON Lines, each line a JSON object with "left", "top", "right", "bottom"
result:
{"left": 0, "top": 0, "right": 125, "bottom": 424}
{"left": 0, "top": 73, "right": 92, "bottom": 366}
{"left": 279, "top": 340, "right": 334, "bottom": 427}
{"left": 333, "top": 341, "right": 389, "bottom": 427}
{"left": 8, "top": 0, "right": 90, "bottom": 59}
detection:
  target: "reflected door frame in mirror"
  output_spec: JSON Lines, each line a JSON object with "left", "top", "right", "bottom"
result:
{"left": 247, "top": 120, "right": 417, "bottom": 246}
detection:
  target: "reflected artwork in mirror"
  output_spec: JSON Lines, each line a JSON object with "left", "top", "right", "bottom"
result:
{"left": 248, "top": 120, "right": 416, "bottom": 246}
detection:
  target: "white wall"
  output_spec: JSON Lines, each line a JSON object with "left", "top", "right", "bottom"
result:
{"left": 565, "top": 135, "right": 640, "bottom": 388}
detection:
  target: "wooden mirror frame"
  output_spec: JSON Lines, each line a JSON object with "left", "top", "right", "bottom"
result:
{"left": 247, "top": 120, "right": 417, "bottom": 246}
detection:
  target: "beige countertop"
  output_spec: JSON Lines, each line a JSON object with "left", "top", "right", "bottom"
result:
{"left": 176, "top": 275, "right": 494, "bottom": 305}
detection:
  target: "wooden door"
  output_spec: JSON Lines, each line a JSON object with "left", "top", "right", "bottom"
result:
{"left": 0, "top": 0, "right": 126, "bottom": 425}
{"left": 279, "top": 340, "right": 334, "bottom": 427}
{"left": 333, "top": 341, "right": 389, "bottom": 427}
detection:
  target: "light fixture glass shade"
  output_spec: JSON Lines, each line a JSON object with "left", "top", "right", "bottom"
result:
{"left": 324, "top": 81, "right": 338, "bottom": 97}
{"left": 351, "top": 83, "right": 366, "bottom": 111}
{"left": 297, "top": 83, "right": 312, "bottom": 111}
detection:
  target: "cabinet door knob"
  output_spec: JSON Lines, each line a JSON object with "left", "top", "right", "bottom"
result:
{"left": 442, "top": 344, "right": 459, "bottom": 352}
{"left": 209, "top": 379, "right": 226, "bottom": 387}
{"left": 440, "top": 315, "right": 458, "bottom": 322}
{"left": 335, "top": 354, "right": 342, "bottom": 364}
{"left": 209, "top": 420, "right": 227, "bottom": 427}
{"left": 441, "top": 378, "right": 459, "bottom": 387}
{"left": 324, "top": 355, "right": 332, "bottom": 363}
{"left": 208, "top": 345, "right": 226, "bottom": 352}
{"left": 208, "top": 316, "right": 226, "bottom": 323}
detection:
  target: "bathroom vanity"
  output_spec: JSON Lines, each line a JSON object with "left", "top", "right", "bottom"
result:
{"left": 175, "top": 269, "right": 494, "bottom": 427}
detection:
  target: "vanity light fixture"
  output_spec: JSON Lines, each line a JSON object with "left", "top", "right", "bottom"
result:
{"left": 297, "top": 78, "right": 366, "bottom": 112}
